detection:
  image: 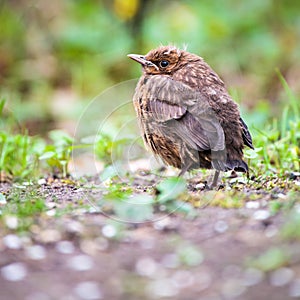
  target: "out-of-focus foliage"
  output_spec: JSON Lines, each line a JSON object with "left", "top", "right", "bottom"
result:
{"left": 0, "top": 0, "right": 300, "bottom": 130}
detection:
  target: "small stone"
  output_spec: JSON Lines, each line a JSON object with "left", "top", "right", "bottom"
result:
{"left": 195, "top": 183, "right": 206, "bottom": 189}
{"left": 214, "top": 220, "right": 228, "bottom": 233}
{"left": 253, "top": 210, "right": 270, "bottom": 220}
{"left": 46, "top": 202, "right": 56, "bottom": 209}
{"left": 37, "top": 178, "right": 47, "bottom": 185}
{"left": 146, "top": 278, "right": 178, "bottom": 298}
{"left": 153, "top": 217, "right": 171, "bottom": 231}
{"left": 39, "top": 229, "right": 61, "bottom": 243}
{"left": 270, "top": 267, "right": 294, "bottom": 286}
{"left": 80, "top": 240, "right": 100, "bottom": 256}
{"left": 25, "top": 245, "right": 47, "bottom": 260}
{"left": 74, "top": 281, "right": 103, "bottom": 300}
{"left": 3, "top": 234, "right": 22, "bottom": 249}
{"left": 265, "top": 225, "right": 278, "bottom": 238}
{"left": 67, "top": 255, "right": 94, "bottom": 271}
{"left": 56, "top": 240, "right": 75, "bottom": 254}
{"left": 102, "top": 225, "right": 117, "bottom": 238}
{"left": 46, "top": 209, "right": 56, "bottom": 217}
{"left": 135, "top": 257, "right": 158, "bottom": 277}
{"left": 221, "top": 279, "right": 246, "bottom": 299}
{"left": 66, "top": 220, "right": 84, "bottom": 233}
{"left": 94, "top": 237, "right": 109, "bottom": 251}
{"left": 1, "top": 262, "right": 27, "bottom": 281}
{"left": 4, "top": 216, "right": 18, "bottom": 229}
{"left": 242, "top": 268, "right": 264, "bottom": 286}
{"left": 245, "top": 201, "right": 260, "bottom": 209}
{"left": 171, "top": 270, "right": 195, "bottom": 289}
{"left": 277, "top": 193, "right": 286, "bottom": 199}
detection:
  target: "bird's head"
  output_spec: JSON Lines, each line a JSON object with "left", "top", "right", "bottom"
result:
{"left": 128, "top": 46, "right": 189, "bottom": 75}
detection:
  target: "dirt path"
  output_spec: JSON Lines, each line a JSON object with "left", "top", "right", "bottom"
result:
{"left": 0, "top": 177, "right": 300, "bottom": 300}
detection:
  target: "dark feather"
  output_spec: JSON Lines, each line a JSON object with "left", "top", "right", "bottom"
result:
{"left": 239, "top": 117, "right": 254, "bottom": 149}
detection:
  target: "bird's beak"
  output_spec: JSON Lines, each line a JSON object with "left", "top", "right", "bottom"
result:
{"left": 127, "top": 54, "right": 159, "bottom": 70}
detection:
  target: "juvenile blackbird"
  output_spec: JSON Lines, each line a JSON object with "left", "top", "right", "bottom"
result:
{"left": 128, "top": 46, "right": 254, "bottom": 187}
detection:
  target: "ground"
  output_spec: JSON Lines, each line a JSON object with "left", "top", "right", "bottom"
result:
{"left": 0, "top": 171, "right": 300, "bottom": 300}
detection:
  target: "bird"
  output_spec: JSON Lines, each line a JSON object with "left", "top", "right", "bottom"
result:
{"left": 127, "top": 45, "right": 254, "bottom": 188}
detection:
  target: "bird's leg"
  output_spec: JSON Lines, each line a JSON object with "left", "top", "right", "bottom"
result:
{"left": 178, "top": 161, "right": 193, "bottom": 177}
{"left": 206, "top": 170, "right": 220, "bottom": 190}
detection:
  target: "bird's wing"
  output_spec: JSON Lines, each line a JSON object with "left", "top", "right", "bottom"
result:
{"left": 139, "top": 75, "right": 225, "bottom": 153}
{"left": 239, "top": 117, "right": 254, "bottom": 149}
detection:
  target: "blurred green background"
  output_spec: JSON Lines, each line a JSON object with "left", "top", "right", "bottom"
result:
{"left": 1, "top": 0, "right": 300, "bottom": 135}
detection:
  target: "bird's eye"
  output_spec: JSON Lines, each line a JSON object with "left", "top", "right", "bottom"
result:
{"left": 159, "top": 60, "right": 169, "bottom": 68}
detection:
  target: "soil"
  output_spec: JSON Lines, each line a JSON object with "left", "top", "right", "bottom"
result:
{"left": 0, "top": 173, "right": 300, "bottom": 300}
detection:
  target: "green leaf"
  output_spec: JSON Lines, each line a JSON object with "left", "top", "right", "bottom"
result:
{"left": 0, "top": 98, "right": 5, "bottom": 116}
{"left": 251, "top": 247, "right": 288, "bottom": 272}
{"left": 113, "top": 195, "right": 154, "bottom": 222}
{"left": 244, "top": 147, "right": 262, "bottom": 159}
{"left": 156, "top": 177, "right": 187, "bottom": 203}
{"left": 100, "top": 165, "right": 118, "bottom": 181}
{"left": 177, "top": 244, "right": 204, "bottom": 267}
{"left": 39, "top": 151, "right": 56, "bottom": 160}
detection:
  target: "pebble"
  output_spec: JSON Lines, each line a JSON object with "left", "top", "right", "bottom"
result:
{"left": 80, "top": 238, "right": 108, "bottom": 255}
{"left": 74, "top": 281, "right": 103, "bottom": 300}
{"left": 171, "top": 270, "right": 195, "bottom": 289}
{"left": 195, "top": 183, "right": 206, "bottom": 190}
{"left": 135, "top": 257, "right": 158, "bottom": 277}
{"left": 4, "top": 215, "right": 19, "bottom": 229}
{"left": 102, "top": 224, "right": 117, "bottom": 238}
{"left": 242, "top": 268, "right": 264, "bottom": 286}
{"left": 221, "top": 279, "right": 246, "bottom": 299}
{"left": 25, "top": 245, "right": 47, "bottom": 260}
{"left": 94, "top": 237, "right": 109, "bottom": 251}
{"left": 37, "top": 178, "right": 47, "bottom": 185}
{"left": 264, "top": 225, "right": 278, "bottom": 238}
{"left": 1, "top": 262, "right": 27, "bottom": 281}
{"left": 214, "top": 220, "right": 228, "bottom": 233}
{"left": 277, "top": 193, "right": 286, "bottom": 199}
{"left": 253, "top": 210, "right": 270, "bottom": 220}
{"left": 46, "top": 209, "right": 56, "bottom": 217}
{"left": 153, "top": 217, "right": 172, "bottom": 231}
{"left": 46, "top": 202, "right": 56, "bottom": 209}
{"left": 245, "top": 201, "right": 260, "bottom": 209}
{"left": 146, "top": 278, "right": 178, "bottom": 298}
{"left": 39, "top": 229, "right": 61, "bottom": 243}
{"left": 269, "top": 267, "right": 294, "bottom": 286}
{"left": 3, "top": 234, "right": 22, "bottom": 249}
{"left": 66, "top": 220, "right": 84, "bottom": 234}
{"left": 67, "top": 255, "right": 94, "bottom": 271}
{"left": 56, "top": 240, "right": 75, "bottom": 254}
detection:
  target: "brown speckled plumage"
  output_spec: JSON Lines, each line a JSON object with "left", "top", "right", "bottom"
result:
{"left": 128, "top": 46, "right": 253, "bottom": 184}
